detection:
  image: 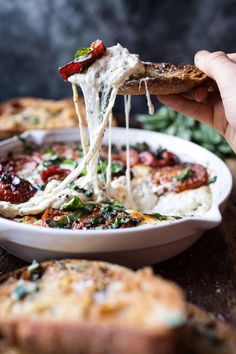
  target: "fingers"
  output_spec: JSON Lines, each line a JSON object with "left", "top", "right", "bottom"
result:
{"left": 157, "top": 94, "right": 213, "bottom": 126}
{"left": 227, "top": 53, "right": 236, "bottom": 62}
{"left": 194, "top": 50, "right": 236, "bottom": 94}
{"left": 182, "top": 87, "right": 209, "bottom": 102}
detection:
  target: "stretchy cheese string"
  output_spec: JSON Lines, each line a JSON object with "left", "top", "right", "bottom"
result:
{"left": 72, "top": 83, "right": 89, "bottom": 156}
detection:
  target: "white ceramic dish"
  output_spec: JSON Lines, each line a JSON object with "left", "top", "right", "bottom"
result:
{"left": 0, "top": 128, "right": 232, "bottom": 267}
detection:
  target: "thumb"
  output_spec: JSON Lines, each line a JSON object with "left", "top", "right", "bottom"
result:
{"left": 194, "top": 50, "right": 236, "bottom": 92}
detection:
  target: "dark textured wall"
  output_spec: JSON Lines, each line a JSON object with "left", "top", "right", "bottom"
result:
{"left": 0, "top": 0, "right": 236, "bottom": 113}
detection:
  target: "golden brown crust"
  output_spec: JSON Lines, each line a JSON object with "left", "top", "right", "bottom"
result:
{"left": 119, "top": 62, "right": 210, "bottom": 95}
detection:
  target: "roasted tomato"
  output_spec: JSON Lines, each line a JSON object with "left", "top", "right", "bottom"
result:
{"left": 41, "top": 208, "right": 68, "bottom": 226}
{"left": 152, "top": 163, "right": 208, "bottom": 193}
{"left": 41, "top": 166, "right": 70, "bottom": 183}
{"left": 0, "top": 172, "right": 36, "bottom": 204}
{"left": 119, "top": 148, "right": 140, "bottom": 167}
{"left": 59, "top": 40, "right": 106, "bottom": 80}
{"left": 0, "top": 156, "right": 39, "bottom": 175}
{"left": 139, "top": 150, "right": 179, "bottom": 168}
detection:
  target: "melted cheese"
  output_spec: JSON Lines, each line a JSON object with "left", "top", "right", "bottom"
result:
{"left": 0, "top": 44, "right": 145, "bottom": 218}
{"left": 139, "top": 78, "right": 154, "bottom": 115}
{"left": 124, "top": 95, "right": 134, "bottom": 208}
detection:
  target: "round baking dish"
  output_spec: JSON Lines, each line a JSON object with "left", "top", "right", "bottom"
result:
{"left": 0, "top": 128, "right": 232, "bottom": 267}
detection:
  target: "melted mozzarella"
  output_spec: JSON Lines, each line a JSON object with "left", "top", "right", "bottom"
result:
{"left": 151, "top": 186, "right": 212, "bottom": 217}
{"left": 139, "top": 78, "right": 154, "bottom": 115}
{"left": 0, "top": 44, "right": 145, "bottom": 218}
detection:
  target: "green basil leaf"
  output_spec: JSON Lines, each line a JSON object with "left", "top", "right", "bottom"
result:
{"left": 208, "top": 176, "right": 217, "bottom": 185}
{"left": 174, "top": 167, "right": 192, "bottom": 181}
{"left": 60, "top": 196, "right": 84, "bottom": 211}
{"left": 47, "top": 204, "right": 94, "bottom": 228}
{"left": 74, "top": 47, "right": 91, "bottom": 58}
{"left": 74, "top": 47, "right": 92, "bottom": 62}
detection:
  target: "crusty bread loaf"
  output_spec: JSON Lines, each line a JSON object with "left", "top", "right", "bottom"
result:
{"left": 0, "top": 259, "right": 185, "bottom": 354}
{"left": 119, "top": 62, "right": 209, "bottom": 95}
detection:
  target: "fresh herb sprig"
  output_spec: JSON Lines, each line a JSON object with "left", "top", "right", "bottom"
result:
{"left": 136, "top": 106, "right": 234, "bottom": 159}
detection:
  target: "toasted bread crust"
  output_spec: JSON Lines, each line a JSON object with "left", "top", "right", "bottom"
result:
{"left": 0, "top": 259, "right": 185, "bottom": 354}
{"left": 119, "top": 62, "right": 209, "bottom": 95}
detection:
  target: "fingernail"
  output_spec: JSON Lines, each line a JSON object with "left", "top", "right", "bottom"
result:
{"left": 195, "top": 50, "right": 210, "bottom": 65}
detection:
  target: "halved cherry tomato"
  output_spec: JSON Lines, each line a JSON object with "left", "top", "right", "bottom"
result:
{"left": 0, "top": 172, "right": 36, "bottom": 204}
{"left": 59, "top": 40, "right": 106, "bottom": 80}
{"left": 41, "top": 166, "right": 70, "bottom": 183}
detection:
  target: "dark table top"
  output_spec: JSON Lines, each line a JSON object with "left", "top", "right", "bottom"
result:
{"left": 1, "top": 159, "right": 235, "bottom": 326}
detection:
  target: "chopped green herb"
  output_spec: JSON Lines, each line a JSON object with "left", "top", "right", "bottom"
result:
{"left": 77, "top": 188, "right": 93, "bottom": 198}
{"left": 208, "top": 176, "right": 217, "bottom": 185}
{"left": 42, "top": 156, "right": 78, "bottom": 168}
{"left": 28, "top": 259, "right": 40, "bottom": 273}
{"left": 174, "top": 167, "right": 192, "bottom": 181}
{"left": 46, "top": 204, "right": 94, "bottom": 228}
{"left": 101, "top": 202, "right": 125, "bottom": 218}
{"left": 131, "top": 142, "right": 150, "bottom": 151}
{"left": 11, "top": 281, "right": 27, "bottom": 301}
{"left": 144, "top": 213, "right": 182, "bottom": 221}
{"left": 58, "top": 262, "right": 66, "bottom": 270}
{"left": 74, "top": 47, "right": 92, "bottom": 62}
{"left": 60, "top": 196, "right": 84, "bottom": 211}
{"left": 44, "top": 147, "right": 55, "bottom": 156}
{"left": 11, "top": 280, "right": 39, "bottom": 301}
{"left": 69, "top": 184, "right": 93, "bottom": 198}
{"left": 22, "top": 115, "right": 39, "bottom": 125}
{"left": 97, "top": 160, "right": 124, "bottom": 176}
{"left": 110, "top": 216, "right": 130, "bottom": 228}
{"left": 110, "top": 216, "right": 139, "bottom": 229}
{"left": 42, "top": 155, "right": 63, "bottom": 167}
{"left": 70, "top": 262, "right": 93, "bottom": 272}
{"left": 62, "top": 158, "right": 78, "bottom": 168}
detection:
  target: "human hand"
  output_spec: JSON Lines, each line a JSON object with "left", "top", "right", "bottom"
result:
{"left": 157, "top": 50, "right": 236, "bottom": 153}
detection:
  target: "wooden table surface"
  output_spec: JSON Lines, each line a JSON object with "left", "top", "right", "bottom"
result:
{"left": 0, "top": 159, "right": 235, "bottom": 326}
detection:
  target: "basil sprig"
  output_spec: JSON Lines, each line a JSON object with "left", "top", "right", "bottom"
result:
{"left": 136, "top": 106, "right": 234, "bottom": 159}
{"left": 74, "top": 47, "right": 92, "bottom": 62}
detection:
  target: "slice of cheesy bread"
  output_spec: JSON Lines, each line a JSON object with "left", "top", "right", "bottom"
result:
{"left": 0, "top": 259, "right": 185, "bottom": 354}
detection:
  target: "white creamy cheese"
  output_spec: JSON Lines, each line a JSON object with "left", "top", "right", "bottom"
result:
{"left": 0, "top": 44, "right": 145, "bottom": 218}
{"left": 150, "top": 186, "right": 212, "bottom": 217}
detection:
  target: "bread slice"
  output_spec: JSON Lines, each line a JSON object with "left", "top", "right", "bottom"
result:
{"left": 0, "top": 97, "right": 81, "bottom": 139}
{"left": 183, "top": 303, "right": 236, "bottom": 354}
{"left": 0, "top": 97, "right": 117, "bottom": 140}
{"left": 0, "top": 259, "right": 185, "bottom": 354}
{"left": 119, "top": 62, "right": 209, "bottom": 95}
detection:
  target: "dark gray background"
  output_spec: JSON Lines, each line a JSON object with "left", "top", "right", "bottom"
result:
{"left": 0, "top": 0, "right": 236, "bottom": 113}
